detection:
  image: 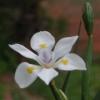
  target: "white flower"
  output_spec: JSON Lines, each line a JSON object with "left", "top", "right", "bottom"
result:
{"left": 9, "top": 31, "right": 86, "bottom": 88}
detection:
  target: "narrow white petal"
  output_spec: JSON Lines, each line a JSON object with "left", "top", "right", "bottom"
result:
{"left": 9, "top": 44, "right": 38, "bottom": 61}
{"left": 37, "top": 68, "right": 58, "bottom": 85}
{"left": 15, "top": 62, "right": 40, "bottom": 88}
{"left": 56, "top": 53, "right": 86, "bottom": 71}
{"left": 53, "top": 36, "right": 78, "bottom": 61}
{"left": 30, "top": 31, "right": 55, "bottom": 52}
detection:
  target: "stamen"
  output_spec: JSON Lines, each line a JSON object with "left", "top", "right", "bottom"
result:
{"left": 39, "top": 42, "right": 47, "bottom": 48}
{"left": 60, "top": 57, "right": 69, "bottom": 65}
{"left": 26, "top": 66, "right": 35, "bottom": 74}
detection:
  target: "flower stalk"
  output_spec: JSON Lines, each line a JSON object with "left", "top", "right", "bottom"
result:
{"left": 50, "top": 81, "right": 59, "bottom": 100}
{"left": 81, "top": 34, "right": 93, "bottom": 100}
{"left": 82, "top": 1, "right": 93, "bottom": 100}
{"left": 50, "top": 81, "right": 68, "bottom": 100}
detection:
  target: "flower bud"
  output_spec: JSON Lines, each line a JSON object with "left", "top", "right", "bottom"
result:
{"left": 82, "top": 2, "right": 94, "bottom": 36}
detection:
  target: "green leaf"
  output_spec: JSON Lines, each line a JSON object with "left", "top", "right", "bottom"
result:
{"left": 81, "top": 33, "right": 93, "bottom": 100}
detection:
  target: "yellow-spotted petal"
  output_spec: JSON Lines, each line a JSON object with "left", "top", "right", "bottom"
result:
{"left": 15, "top": 62, "right": 41, "bottom": 88}
{"left": 30, "top": 31, "right": 55, "bottom": 52}
{"left": 67, "top": 53, "right": 86, "bottom": 70}
{"left": 55, "top": 53, "right": 86, "bottom": 71}
{"left": 55, "top": 57, "right": 74, "bottom": 71}
{"left": 26, "top": 66, "right": 37, "bottom": 74}
{"left": 60, "top": 57, "right": 69, "bottom": 65}
{"left": 39, "top": 42, "right": 48, "bottom": 49}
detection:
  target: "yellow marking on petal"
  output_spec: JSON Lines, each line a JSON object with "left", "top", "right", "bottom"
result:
{"left": 26, "top": 66, "right": 35, "bottom": 74}
{"left": 60, "top": 57, "right": 69, "bottom": 65}
{"left": 39, "top": 42, "right": 48, "bottom": 48}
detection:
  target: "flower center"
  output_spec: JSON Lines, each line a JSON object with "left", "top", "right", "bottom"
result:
{"left": 44, "top": 63, "right": 53, "bottom": 68}
{"left": 39, "top": 43, "right": 47, "bottom": 48}
{"left": 60, "top": 57, "right": 69, "bottom": 65}
{"left": 26, "top": 66, "right": 35, "bottom": 74}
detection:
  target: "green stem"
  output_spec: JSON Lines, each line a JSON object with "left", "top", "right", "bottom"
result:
{"left": 50, "top": 81, "right": 68, "bottom": 100}
{"left": 50, "top": 81, "right": 59, "bottom": 100}
{"left": 62, "top": 72, "right": 71, "bottom": 92}
{"left": 81, "top": 34, "right": 93, "bottom": 100}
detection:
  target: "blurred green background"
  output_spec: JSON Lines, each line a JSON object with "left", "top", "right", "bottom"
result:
{"left": 0, "top": 0, "right": 100, "bottom": 100}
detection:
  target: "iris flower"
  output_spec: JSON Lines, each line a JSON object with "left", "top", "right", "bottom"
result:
{"left": 9, "top": 31, "right": 86, "bottom": 88}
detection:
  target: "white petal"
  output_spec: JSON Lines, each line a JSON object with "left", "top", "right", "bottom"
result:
{"left": 53, "top": 36, "right": 78, "bottom": 61}
{"left": 30, "top": 31, "right": 55, "bottom": 52}
{"left": 15, "top": 62, "right": 40, "bottom": 88}
{"left": 37, "top": 68, "right": 58, "bottom": 85}
{"left": 9, "top": 44, "right": 38, "bottom": 61}
{"left": 56, "top": 53, "right": 86, "bottom": 71}
{"left": 67, "top": 53, "right": 86, "bottom": 70}
{"left": 57, "top": 64, "right": 81, "bottom": 71}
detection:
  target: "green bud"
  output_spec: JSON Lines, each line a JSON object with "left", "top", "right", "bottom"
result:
{"left": 82, "top": 2, "right": 94, "bottom": 36}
